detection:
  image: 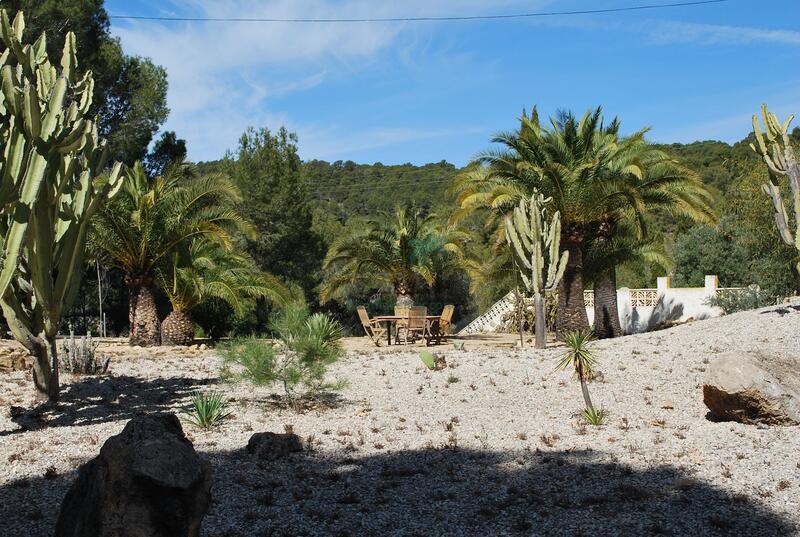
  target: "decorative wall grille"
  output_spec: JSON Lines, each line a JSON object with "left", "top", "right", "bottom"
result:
{"left": 630, "top": 289, "right": 659, "bottom": 307}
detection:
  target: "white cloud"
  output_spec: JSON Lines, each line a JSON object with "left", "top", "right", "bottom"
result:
{"left": 110, "top": 0, "right": 547, "bottom": 161}
{"left": 648, "top": 21, "right": 800, "bottom": 46}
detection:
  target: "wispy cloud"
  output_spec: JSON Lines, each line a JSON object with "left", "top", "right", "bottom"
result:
{"left": 111, "top": 0, "right": 546, "bottom": 161}
{"left": 298, "top": 125, "right": 485, "bottom": 160}
{"left": 647, "top": 21, "right": 800, "bottom": 46}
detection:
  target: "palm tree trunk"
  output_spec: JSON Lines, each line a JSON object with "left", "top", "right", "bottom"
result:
{"left": 162, "top": 309, "right": 195, "bottom": 346}
{"left": 556, "top": 239, "right": 590, "bottom": 335}
{"left": 394, "top": 279, "right": 414, "bottom": 308}
{"left": 127, "top": 274, "right": 160, "bottom": 346}
{"left": 580, "top": 376, "right": 594, "bottom": 411}
{"left": 593, "top": 266, "right": 622, "bottom": 339}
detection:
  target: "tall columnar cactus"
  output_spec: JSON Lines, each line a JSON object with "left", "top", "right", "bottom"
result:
{"left": 751, "top": 104, "right": 800, "bottom": 272}
{"left": 0, "top": 11, "right": 123, "bottom": 401}
{"left": 505, "top": 192, "right": 569, "bottom": 349}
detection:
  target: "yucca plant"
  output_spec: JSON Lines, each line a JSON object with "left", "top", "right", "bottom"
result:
{"left": 582, "top": 406, "right": 608, "bottom": 426}
{"left": 183, "top": 391, "right": 231, "bottom": 430}
{"left": 557, "top": 329, "right": 600, "bottom": 417}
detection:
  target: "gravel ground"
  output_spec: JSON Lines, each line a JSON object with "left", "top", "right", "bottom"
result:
{"left": 1, "top": 306, "right": 799, "bottom": 537}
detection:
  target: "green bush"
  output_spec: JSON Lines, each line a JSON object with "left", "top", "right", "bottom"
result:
{"left": 705, "top": 286, "right": 774, "bottom": 314}
{"left": 223, "top": 302, "right": 345, "bottom": 402}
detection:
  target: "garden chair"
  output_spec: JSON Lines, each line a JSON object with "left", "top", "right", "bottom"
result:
{"left": 357, "top": 306, "right": 386, "bottom": 346}
{"left": 397, "top": 306, "right": 429, "bottom": 345}
{"left": 431, "top": 304, "right": 455, "bottom": 344}
{"left": 394, "top": 306, "right": 409, "bottom": 340}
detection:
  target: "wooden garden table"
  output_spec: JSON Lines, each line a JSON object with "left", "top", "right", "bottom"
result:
{"left": 372, "top": 315, "right": 441, "bottom": 345}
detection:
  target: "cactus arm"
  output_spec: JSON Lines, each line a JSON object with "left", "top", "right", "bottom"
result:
{"left": 752, "top": 104, "right": 800, "bottom": 256}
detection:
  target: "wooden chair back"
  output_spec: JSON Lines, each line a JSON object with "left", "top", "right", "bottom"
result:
{"left": 394, "top": 306, "right": 409, "bottom": 318}
{"left": 440, "top": 304, "right": 455, "bottom": 324}
{"left": 357, "top": 306, "right": 372, "bottom": 330}
{"left": 408, "top": 306, "right": 427, "bottom": 330}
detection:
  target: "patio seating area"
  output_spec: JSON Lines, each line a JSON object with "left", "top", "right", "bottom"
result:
{"left": 357, "top": 305, "right": 455, "bottom": 346}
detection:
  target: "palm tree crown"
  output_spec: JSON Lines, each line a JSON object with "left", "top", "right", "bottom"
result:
{"left": 451, "top": 107, "right": 714, "bottom": 333}
{"left": 320, "top": 205, "right": 455, "bottom": 305}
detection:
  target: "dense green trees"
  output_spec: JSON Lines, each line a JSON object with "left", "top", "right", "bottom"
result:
{"left": 2, "top": 0, "right": 169, "bottom": 165}
{"left": 219, "top": 128, "right": 325, "bottom": 300}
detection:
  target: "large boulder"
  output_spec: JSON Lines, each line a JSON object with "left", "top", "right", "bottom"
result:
{"left": 55, "top": 414, "right": 212, "bottom": 537}
{"left": 247, "top": 432, "right": 303, "bottom": 460}
{"left": 703, "top": 352, "right": 800, "bottom": 425}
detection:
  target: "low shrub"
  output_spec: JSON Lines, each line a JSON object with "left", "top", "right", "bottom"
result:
{"left": 59, "top": 331, "right": 110, "bottom": 375}
{"left": 223, "top": 302, "right": 345, "bottom": 403}
{"left": 705, "top": 286, "right": 774, "bottom": 314}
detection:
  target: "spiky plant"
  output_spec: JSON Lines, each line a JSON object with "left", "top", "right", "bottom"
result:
{"left": 582, "top": 406, "right": 607, "bottom": 426}
{"left": 183, "top": 391, "right": 232, "bottom": 430}
{"left": 751, "top": 104, "right": 800, "bottom": 273}
{"left": 557, "top": 329, "right": 599, "bottom": 415}
{"left": 0, "top": 11, "right": 123, "bottom": 400}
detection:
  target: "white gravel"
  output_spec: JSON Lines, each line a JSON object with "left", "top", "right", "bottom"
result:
{"left": 1, "top": 306, "right": 799, "bottom": 536}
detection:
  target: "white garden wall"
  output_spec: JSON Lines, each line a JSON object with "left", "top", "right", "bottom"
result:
{"left": 460, "top": 275, "right": 740, "bottom": 335}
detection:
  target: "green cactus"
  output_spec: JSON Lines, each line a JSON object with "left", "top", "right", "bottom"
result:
{"left": 505, "top": 192, "right": 568, "bottom": 349}
{"left": 420, "top": 350, "right": 435, "bottom": 370}
{"left": 0, "top": 11, "right": 123, "bottom": 401}
{"left": 751, "top": 104, "right": 800, "bottom": 272}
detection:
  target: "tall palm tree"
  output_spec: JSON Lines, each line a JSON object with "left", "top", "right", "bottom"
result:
{"left": 320, "top": 206, "right": 455, "bottom": 306}
{"left": 158, "top": 238, "right": 289, "bottom": 345}
{"left": 452, "top": 107, "right": 714, "bottom": 334}
{"left": 92, "top": 161, "right": 252, "bottom": 346}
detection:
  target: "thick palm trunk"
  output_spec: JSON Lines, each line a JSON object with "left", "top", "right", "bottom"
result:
{"left": 127, "top": 275, "right": 160, "bottom": 346}
{"left": 394, "top": 279, "right": 414, "bottom": 308}
{"left": 556, "top": 239, "right": 590, "bottom": 335}
{"left": 161, "top": 309, "right": 195, "bottom": 346}
{"left": 593, "top": 266, "right": 622, "bottom": 339}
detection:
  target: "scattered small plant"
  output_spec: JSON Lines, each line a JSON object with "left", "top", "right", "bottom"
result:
{"left": 452, "top": 342, "right": 466, "bottom": 351}
{"left": 446, "top": 375, "right": 460, "bottom": 384}
{"left": 420, "top": 351, "right": 447, "bottom": 371}
{"left": 223, "top": 302, "right": 345, "bottom": 405}
{"left": 183, "top": 391, "right": 231, "bottom": 430}
{"left": 582, "top": 406, "right": 607, "bottom": 426}
{"left": 59, "top": 330, "right": 110, "bottom": 375}
{"left": 557, "top": 329, "right": 603, "bottom": 419}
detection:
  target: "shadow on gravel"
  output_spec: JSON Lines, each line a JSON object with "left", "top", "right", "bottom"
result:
{"left": 1, "top": 445, "right": 795, "bottom": 537}
{"left": 1, "top": 375, "right": 209, "bottom": 435}
{"left": 200, "top": 447, "right": 794, "bottom": 537}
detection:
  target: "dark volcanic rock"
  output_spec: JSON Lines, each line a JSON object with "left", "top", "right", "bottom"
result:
{"left": 55, "top": 413, "right": 212, "bottom": 537}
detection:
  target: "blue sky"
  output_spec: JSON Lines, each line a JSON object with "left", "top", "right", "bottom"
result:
{"left": 105, "top": 0, "right": 800, "bottom": 166}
